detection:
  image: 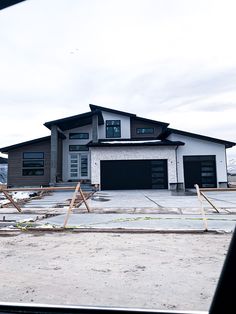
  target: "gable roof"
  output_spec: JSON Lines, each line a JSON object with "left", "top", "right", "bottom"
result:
{"left": 166, "top": 128, "right": 236, "bottom": 148}
{"left": 0, "top": 136, "right": 51, "bottom": 153}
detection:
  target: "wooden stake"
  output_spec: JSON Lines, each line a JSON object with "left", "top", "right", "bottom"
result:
{"left": 200, "top": 191, "right": 220, "bottom": 213}
{"left": 79, "top": 186, "right": 91, "bottom": 213}
{"left": 195, "top": 184, "right": 208, "bottom": 231}
{"left": 63, "top": 183, "right": 81, "bottom": 228}
{"left": 1, "top": 190, "right": 22, "bottom": 213}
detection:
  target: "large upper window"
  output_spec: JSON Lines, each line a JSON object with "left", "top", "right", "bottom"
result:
{"left": 69, "top": 133, "right": 89, "bottom": 139}
{"left": 136, "top": 127, "right": 154, "bottom": 134}
{"left": 106, "top": 120, "right": 121, "bottom": 138}
{"left": 22, "top": 152, "right": 44, "bottom": 176}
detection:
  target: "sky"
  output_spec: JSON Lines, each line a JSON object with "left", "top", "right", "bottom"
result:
{"left": 0, "top": 0, "right": 236, "bottom": 158}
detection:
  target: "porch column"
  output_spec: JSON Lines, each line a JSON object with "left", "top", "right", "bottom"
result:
{"left": 50, "top": 125, "right": 58, "bottom": 185}
{"left": 92, "top": 113, "right": 98, "bottom": 143}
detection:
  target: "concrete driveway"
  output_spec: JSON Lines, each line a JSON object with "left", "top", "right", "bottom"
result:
{"left": 79, "top": 189, "right": 236, "bottom": 214}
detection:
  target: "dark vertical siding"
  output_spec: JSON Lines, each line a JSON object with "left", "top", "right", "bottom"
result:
{"left": 57, "top": 137, "right": 63, "bottom": 181}
{"left": 130, "top": 119, "right": 163, "bottom": 138}
{"left": 7, "top": 139, "right": 51, "bottom": 187}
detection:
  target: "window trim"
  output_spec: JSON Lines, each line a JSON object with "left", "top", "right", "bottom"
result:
{"left": 69, "top": 133, "right": 89, "bottom": 140}
{"left": 69, "top": 145, "right": 89, "bottom": 151}
{"left": 106, "top": 120, "right": 121, "bottom": 138}
{"left": 22, "top": 152, "right": 44, "bottom": 176}
{"left": 136, "top": 127, "right": 154, "bottom": 135}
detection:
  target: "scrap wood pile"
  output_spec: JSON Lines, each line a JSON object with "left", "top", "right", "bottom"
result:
{"left": 0, "top": 190, "right": 48, "bottom": 208}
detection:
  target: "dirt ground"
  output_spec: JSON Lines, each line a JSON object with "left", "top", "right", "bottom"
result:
{"left": 0, "top": 232, "right": 232, "bottom": 311}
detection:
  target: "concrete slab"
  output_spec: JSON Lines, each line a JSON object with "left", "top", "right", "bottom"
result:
{"left": 79, "top": 190, "right": 236, "bottom": 213}
{"left": 39, "top": 213, "right": 236, "bottom": 232}
{"left": 22, "top": 191, "right": 72, "bottom": 208}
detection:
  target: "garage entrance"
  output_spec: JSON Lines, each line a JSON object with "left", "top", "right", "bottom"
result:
{"left": 100, "top": 159, "right": 168, "bottom": 190}
{"left": 183, "top": 155, "right": 217, "bottom": 188}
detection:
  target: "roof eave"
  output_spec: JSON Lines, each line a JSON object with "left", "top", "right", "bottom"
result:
{"left": 89, "top": 104, "right": 136, "bottom": 117}
{"left": 0, "top": 136, "right": 51, "bottom": 153}
{"left": 168, "top": 128, "right": 236, "bottom": 148}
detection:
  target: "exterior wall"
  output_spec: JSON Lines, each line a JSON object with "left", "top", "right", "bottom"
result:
{"left": 57, "top": 137, "right": 63, "bottom": 181}
{"left": 62, "top": 125, "right": 92, "bottom": 181}
{"left": 168, "top": 133, "right": 228, "bottom": 187}
{"left": 130, "top": 119, "right": 163, "bottom": 138}
{"left": 90, "top": 146, "right": 177, "bottom": 188}
{"left": 7, "top": 140, "right": 51, "bottom": 187}
{"left": 98, "top": 111, "right": 131, "bottom": 139}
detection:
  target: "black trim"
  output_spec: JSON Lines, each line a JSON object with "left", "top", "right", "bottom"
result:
{"left": 131, "top": 116, "right": 169, "bottom": 127}
{"left": 166, "top": 128, "right": 236, "bottom": 148}
{"left": 44, "top": 112, "right": 104, "bottom": 131}
{"left": 90, "top": 104, "right": 136, "bottom": 117}
{"left": 0, "top": 136, "right": 51, "bottom": 153}
{"left": 0, "top": 0, "right": 26, "bottom": 10}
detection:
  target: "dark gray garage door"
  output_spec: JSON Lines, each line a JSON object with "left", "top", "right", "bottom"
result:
{"left": 183, "top": 155, "right": 217, "bottom": 188}
{"left": 100, "top": 159, "right": 168, "bottom": 190}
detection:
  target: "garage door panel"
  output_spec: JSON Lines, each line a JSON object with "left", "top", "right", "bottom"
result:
{"left": 183, "top": 155, "right": 217, "bottom": 189}
{"left": 101, "top": 159, "right": 168, "bottom": 190}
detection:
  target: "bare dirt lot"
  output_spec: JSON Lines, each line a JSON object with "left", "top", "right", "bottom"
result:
{"left": 0, "top": 232, "right": 232, "bottom": 311}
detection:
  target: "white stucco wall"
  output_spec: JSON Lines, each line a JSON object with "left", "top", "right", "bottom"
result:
{"left": 168, "top": 133, "right": 228, "bottom": 186}
{"left": 62, "top": 125, "right": 92, "bottom": 181}
{"left": 90, "top": 146, "right": 177, "bottom": 187}
{"left": 98, "top": 111, "right": 131, "bottom": 139}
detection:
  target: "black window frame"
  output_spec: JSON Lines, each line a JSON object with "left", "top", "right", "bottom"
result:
{"left": 136, "top": 127, "right": 154, "bottom": 134}
{"left": 22, "top": 152, "right": 44, "bottom": 176}
{"left": 69, "top": 133, "right": 89, "bottom": 140}
{"left": 69, "top": 145, "right": 89, "bottom": 151}
{"left": 106, "top": 120, "right": 121, "bottom": 138}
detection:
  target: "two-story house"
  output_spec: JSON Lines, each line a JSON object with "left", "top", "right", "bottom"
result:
{"left": 0, "top": 104, "right": 235, "bottom": 190}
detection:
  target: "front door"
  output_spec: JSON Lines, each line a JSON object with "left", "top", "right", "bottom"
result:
{"left": 69, "top": 153, "right": 89, "bottom": 180}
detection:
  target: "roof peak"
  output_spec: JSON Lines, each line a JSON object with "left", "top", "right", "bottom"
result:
{"left": 89, "top": 104, "right": 136, "bottom": 117}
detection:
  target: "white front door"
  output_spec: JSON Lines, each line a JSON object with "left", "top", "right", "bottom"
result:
{"left": 69, "top": 153, "right": 89, "bottom": 180}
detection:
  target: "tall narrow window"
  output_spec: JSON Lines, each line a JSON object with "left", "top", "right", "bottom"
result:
{"left": 22, "top": 152, "right": 44, "bottom": 176}
{"left": 106, "top": 120, "right": 121, "bottom": 138}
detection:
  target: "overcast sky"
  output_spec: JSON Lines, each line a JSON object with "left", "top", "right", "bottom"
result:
{"left": 0, "top": 0, "right": 236, "bottom": 158}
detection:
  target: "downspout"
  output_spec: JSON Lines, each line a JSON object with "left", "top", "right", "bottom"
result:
{"left": 175, "top": 145, "right": 179, "bottom": 190}
{"left": 225, "top": 145, "right": 228, "bottom": 188}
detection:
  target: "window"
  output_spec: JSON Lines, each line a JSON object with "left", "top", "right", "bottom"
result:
{"left": 106, "top": 120, "right": 121, "bottom": 138}
{"left": 69, "top": 145, "right": 89, "bottom": 151}
{"left": 136, "top": 127, "right": 154, "bottom": 134}
{"left": 22, "top": 152, "right": 44, "bottom": 176}
{"left": 69, "top": 133, "right": 89, "bottom": 139}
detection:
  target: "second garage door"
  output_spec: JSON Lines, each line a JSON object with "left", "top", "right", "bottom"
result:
{"left": 100, "top": 159, "right": 168, "bottom": 190}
